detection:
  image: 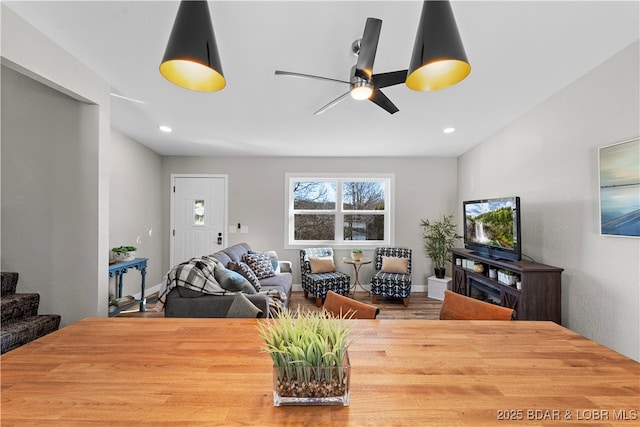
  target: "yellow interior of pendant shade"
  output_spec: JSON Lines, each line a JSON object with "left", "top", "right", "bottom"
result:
{"left": 406, "top": 59, "right": 470, "bottom": 92}
{"left": 160, "top": 59, "right": 226, "bottom": 92}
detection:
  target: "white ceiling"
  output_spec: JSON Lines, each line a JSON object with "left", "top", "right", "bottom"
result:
{"left": 4, "top": 1, "right": 639, "bottom": 157}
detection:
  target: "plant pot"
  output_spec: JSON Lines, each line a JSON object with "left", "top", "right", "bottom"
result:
{"left": 273, "top": 353, "right": 351, "bottom": 406}
{"left": 434, "top": 267, "right": 446, "bottom": 279}
{"left": 113, "top": 251, "right": 135, "bottom": 262}
{"left": 350, "top": 253, "right": 363, "bottom": 261}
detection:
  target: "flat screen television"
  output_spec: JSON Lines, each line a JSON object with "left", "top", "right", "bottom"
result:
{"left": 463, "top": 196, "right": 521, "bottom": 261}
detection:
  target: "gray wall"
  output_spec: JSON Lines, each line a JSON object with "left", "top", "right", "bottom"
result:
{"left": 161, "top": 157, "right": 458, "bottom": 288}
{"left": 458, "top": 41, "right": 640, "bottom": 361}
{"left": 109, "top": 130, "right": 164, "bottom": 298}
{"left": 1, "top": 66, "right": 101, "bottom": 324}
{"left": 1, "top": 5, "right": 111, "bottom": 325}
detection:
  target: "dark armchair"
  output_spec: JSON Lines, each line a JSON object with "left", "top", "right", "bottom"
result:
{"left": 300, "top": 247, "right": 350, "bottom": 307}
{"left": 370, "top": 247, "right": 412, "bottom": 307}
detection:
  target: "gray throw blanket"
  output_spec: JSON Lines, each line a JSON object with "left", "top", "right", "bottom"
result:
{"left": 155, "top": 255, "right": 286, "bottom": 316}
{"left": 155, "top": 256, "right": 229, "bottom": 311}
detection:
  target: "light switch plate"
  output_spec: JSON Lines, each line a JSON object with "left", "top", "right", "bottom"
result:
{"left": 228, "top": 226, "right": 237, "bottom": 234}
{"left": 240, "top": 226, "right": 249, "bottom": 233}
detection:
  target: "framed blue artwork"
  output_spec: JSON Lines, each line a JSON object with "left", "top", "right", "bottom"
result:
{"left": 599, "top": 137, "right": 640, "bottom": 237}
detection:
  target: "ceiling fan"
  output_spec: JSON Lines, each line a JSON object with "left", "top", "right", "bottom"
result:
{"left": 275, "top": 18, "right": 408, "bottom": 115}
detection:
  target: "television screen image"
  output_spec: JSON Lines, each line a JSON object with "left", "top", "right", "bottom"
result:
{"left": 463, "top": 196, "right": 521, "bottom": 261}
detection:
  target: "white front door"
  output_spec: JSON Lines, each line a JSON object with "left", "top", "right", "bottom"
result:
{"left": 171, "top": 175, "right": 227, "bottom": 266}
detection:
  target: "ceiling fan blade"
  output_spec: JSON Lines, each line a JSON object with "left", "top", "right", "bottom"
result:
{"left": 275, "top": 70, "right": 350, "bottom": 85}
{"left": 369, "top": 89, "right": 399, "bottom": 114}
{"left": 314, "top": 91, "right": 351, "bottom": 115}
{"left": 355, "top": 18, "right": 382, "bottom": 81}
{"left": 110, "top": 93, "right": 146, "bottom": 104}
{"left": 372, "top": 70, "right": 408, "bottom": 89}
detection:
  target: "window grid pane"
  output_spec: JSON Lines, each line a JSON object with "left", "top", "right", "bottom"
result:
{"left": 343, "top": 214, "right": 385, "bottom": 241}
{"left": 294, "top": 214, "right": 335, "bottom": 240}
{"left": 293, "top": 181, "right": 336, "bottom": 211}
{"left": 342, "top": 181, "right": 385, "bottom": 211}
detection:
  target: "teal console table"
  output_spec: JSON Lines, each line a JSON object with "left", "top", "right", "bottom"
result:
{"left": 108, "top": 258, "right": 148, "bottom": 317}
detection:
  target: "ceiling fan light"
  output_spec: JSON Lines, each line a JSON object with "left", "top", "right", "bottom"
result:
{"left": 406, "top": 0, "right": 470, "bottom": 92}
{"left": 350, "top": 79, "right": 373, "bottom": 100}
{"left": 160, "top": 0, "right": 226, "bottom": 92}
{"left": 351, "top": 85, "right": 373, "bottom": 100}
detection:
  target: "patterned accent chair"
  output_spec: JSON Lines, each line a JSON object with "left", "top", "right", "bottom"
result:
{"left": 300, "top": 248, "right": 351, "bottom": 307}
{"left": 370, "top": 247, "right": 412, "bottom": 307}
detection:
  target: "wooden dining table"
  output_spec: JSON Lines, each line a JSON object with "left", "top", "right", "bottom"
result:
{"left": 1, "top": 318, "right": 638, "bottom": 426}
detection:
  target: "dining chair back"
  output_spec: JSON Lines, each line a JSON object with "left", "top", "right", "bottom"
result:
{"left": 439, "top": 290, "right": 514, "bottom": 320}
{"left": 323, "top": 291, "right": 380, "bottom": 319}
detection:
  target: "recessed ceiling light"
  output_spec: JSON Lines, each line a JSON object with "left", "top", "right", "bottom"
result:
{"left": 159, "top": 125, "right": 172, "bottom": 133}
{"left": 443, "top": 127, "right": 456, "bottom": 134}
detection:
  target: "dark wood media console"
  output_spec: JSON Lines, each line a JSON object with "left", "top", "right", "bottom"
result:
{"left": 451, "top": 248, "right": 563, "bottom": 323}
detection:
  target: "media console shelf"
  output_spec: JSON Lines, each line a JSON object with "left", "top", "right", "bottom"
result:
{"left": 451, "top": 248, "right": 562, "bottom": 323}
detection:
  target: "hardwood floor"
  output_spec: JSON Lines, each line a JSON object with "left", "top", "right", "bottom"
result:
{"left": 117, "top": 291, "right": 442, "bottom": 319}
{"left": 289, "top": 291, "right": 442, "bottom": 319}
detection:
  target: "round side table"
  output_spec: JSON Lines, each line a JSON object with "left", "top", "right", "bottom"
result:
{"left": 341, "top": 257, "right": 372, "bottom": 294}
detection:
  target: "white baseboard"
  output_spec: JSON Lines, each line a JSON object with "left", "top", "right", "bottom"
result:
{"left": 133, "top": 283, "right": 163, "bottom": 301}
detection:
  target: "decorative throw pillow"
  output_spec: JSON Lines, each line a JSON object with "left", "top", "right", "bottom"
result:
{"left": 243, "top": 253, "right": 276, "bottom": 280}
{"left": 381, "top": 256, "right": 408, "bottom": 274}
{"left": 248, "top": 250, "right": 280, "bottom": 273}
{"left": 214, "top": 267, "right": 256, "bottom": 294}
{"left": 309, "top": 256, "right": 336, "bottom": 274}
{"left": 226, "top": 292, "right": 263, "bottom": 318}
{"left": 228, "top": 261, "right": 261, "bottom": 291}
{"left": 263, "top": 250, "right": 280, "bottom": 274}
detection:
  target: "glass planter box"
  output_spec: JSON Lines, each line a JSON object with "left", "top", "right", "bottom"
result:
{"left": 272, "top": 354, "right": 351, "bottom": 406}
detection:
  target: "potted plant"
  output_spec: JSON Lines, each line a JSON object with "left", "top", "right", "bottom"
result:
{"left": 257, "top": 308, "right": 354, "bottom": 406}
{"left": 420, "top": 214, "right": 461, "bottom": 279}
{"left": 112, "top": 245, "right": 137, "bottom": 262}
{"left": 350, "top": 248, "right": 363, "bottom": 261}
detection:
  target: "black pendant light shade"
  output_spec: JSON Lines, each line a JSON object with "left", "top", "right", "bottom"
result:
{"left": 406, "top": 0, "right": 470, "bottom": 91}
{"left": 160, "top": 0, "right": 225, "bottom": 92}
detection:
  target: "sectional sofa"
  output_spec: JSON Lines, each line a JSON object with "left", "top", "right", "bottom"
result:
{"left": 164, "top": 243, "right": 292, "bottom": 318}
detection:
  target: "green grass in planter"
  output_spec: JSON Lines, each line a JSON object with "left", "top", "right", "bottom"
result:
{"left": 257, "top": 308, "right": 355, "bottom": 384}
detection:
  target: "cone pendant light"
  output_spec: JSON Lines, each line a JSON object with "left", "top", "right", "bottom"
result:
{"left": 406, "top": 0, "right": 470, "bottom": 91}
{"left": 160, "top": 0, "right": 225, "bottom": 92}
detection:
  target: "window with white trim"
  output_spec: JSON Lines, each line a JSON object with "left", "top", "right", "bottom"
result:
{"left": 286, "top": 174, "right": 394, "bottom": 247}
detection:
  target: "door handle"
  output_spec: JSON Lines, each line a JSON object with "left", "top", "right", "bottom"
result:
{"left": 217, "top": 232, "right": 223, "bottom": 245}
